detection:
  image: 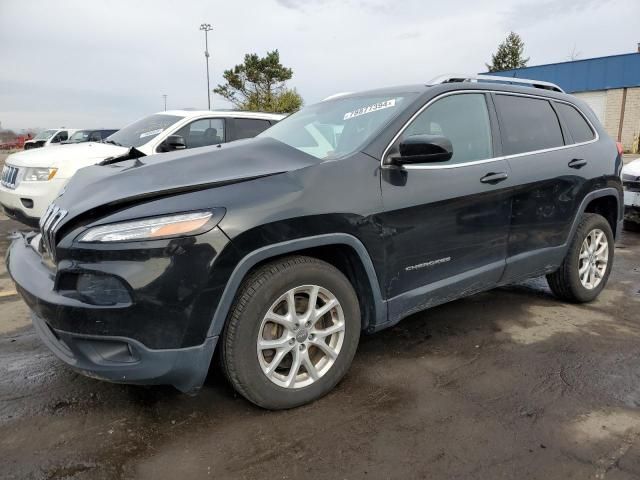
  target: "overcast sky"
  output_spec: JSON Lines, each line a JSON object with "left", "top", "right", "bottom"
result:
{"left": 1, "top": 0, "right": 638, "bottom": 130}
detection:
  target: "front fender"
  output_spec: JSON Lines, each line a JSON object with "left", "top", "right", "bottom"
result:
{"left": 205, "top": 233, "right": 387, "bottom": 339}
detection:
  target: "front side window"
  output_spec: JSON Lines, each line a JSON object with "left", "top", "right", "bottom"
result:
{"left": 106, "top": 114, "right": 184, "bottom": 148}
{"left": 52, "top": 131, "right": 68, "bottom": 142}
{"left": 174, "top": 118, "right": 225, "bottom": 149}
{"left": 234, "top": 118, "right": 271, "bottom": 140}
{"left": 68, "top": 130, "right": 91, "bottom": 143}
{"left": 260, "top": 93, "right": 418, "bottom": 160}
{"left": 495, "top": 95, "right": 564, "bottom": 155}
{"left": 88, "top": 131, "right": 104, "bottom": 142}
{"left": 555, "top": 103, "right": 595, "bottom": 144}
{"left": 402, "top": 93, "right": 493, "bottom": 164}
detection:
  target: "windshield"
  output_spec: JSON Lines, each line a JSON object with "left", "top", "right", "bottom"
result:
{"left": 105, "top": 114, "right": 183, "bottom": 148}
{"left": 34, "top": 129, "right": 57, "bottom": 141}
{"left": 259, "top": 93, "right": 417, "bottom": 159}
{"left": 67, "top": 130, "right": 91, "bottom": 143}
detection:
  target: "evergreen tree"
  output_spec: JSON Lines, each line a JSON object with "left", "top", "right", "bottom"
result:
{"left": 214, "top": 50, "right": 303, "bottom": 113}
{"left": 486, "top": 32, "right": 530, "bottom": 72}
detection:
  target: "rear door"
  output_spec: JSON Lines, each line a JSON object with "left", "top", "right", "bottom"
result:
{"left": 494, "top": 93, "right": 597, "bottom": 282}
{"left": 379, "top": 92, "right": 512, "bottom": 319}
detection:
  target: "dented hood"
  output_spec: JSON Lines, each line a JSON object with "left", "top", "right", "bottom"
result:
{"left": 54, "top": 137, "right": 317, "bottom": 218}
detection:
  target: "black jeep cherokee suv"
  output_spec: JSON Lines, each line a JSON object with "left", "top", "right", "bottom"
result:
{"left": 8, "top": 75, "right": 624, "bottom": 409}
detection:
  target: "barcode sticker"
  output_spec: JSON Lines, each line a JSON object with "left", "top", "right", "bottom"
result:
{"left": 344, "top": 99, "right": 396, "bottom": 120}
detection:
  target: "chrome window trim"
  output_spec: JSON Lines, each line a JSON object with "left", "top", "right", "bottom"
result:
{"left": 380, "top": 89, "right": 599, "bottom": 170}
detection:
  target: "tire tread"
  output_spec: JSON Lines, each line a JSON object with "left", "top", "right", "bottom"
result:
{"left": 221, "top": 255, "right": 358, "bottom": 408}
{"left": 546, "top": 213, "right": 613, "bottom": 303}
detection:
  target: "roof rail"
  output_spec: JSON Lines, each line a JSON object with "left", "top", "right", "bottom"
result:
{"left": 428, "top": 74, "right": 565, "bottom": 93}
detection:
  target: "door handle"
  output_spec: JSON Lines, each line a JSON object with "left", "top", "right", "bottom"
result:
{"left": 568, "top": 158, "right": 587, "bottom": 169}
{"left": 480, "top": 172, "right": 509, "bottom": 184}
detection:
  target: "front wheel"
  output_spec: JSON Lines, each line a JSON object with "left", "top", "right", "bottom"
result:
{"left": 221, "top": 256, "right": 361, "bottom": 410}
{"left": 546, "top": 213, "right": 614, "bottom": 303}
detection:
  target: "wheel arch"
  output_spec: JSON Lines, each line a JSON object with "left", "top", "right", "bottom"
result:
{"left": 206, "top": 234, "right": 387, "bottom": 339}
{"left": 583, "top": 192, "right": 620, "bottom": 238}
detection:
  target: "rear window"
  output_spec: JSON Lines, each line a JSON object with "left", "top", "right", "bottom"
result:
{"left": 233, "top": 118, "right": 272, "bottom": 140}
{"left": 495, "top": 95, "right": 564, "bottom": 155}
{"left": 555, "top": 103, "right": 595, "bottom": 144}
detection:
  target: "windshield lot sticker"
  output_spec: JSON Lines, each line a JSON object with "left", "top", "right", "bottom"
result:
{"left": 344, "top": 99, "right": 396, "bottom": 120}
{"left": 139, "top": 128, "right": 164, "bottom": 139}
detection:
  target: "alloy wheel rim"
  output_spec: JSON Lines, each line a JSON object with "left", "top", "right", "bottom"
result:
{"left": 578, "top": 228, "right": 609, "bottom": 290}
{"left": 257, "top": 285, "right": 345, "bottom": 389}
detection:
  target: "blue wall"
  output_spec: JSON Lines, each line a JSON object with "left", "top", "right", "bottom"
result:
{"left": 486, "top": 53, "right": 640, "bottom": 93}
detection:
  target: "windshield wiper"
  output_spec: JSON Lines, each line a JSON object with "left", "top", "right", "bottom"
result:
{"left": 99, "top": 147, "right": 146, "bottom": 166}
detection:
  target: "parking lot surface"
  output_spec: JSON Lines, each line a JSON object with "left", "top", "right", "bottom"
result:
{"left": 1, "top": 153, "right": 640, "bottom": 479}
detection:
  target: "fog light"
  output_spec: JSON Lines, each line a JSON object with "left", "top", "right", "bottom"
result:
{"left": 76, "top": 274, "right": 131, "bottom": 306}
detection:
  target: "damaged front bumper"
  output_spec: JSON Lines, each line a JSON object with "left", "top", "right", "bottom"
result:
{"left": 6, "top": 232, "right": 223, "bottom": 393}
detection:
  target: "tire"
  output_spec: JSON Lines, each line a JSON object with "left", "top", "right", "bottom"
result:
{"left": 221, "top": 255, "right": 361, "bottom": 410}
{"left": 546, "top": 213, "right": 614, "bottom": 303}
{"left": 623, "top": 219, "right": 640, "bottom": 232}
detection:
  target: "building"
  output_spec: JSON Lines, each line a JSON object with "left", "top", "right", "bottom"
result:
{"left": 488, "top": 46, "right": 640, "bottom": 152}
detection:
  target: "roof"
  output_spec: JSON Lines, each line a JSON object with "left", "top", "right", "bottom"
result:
{"left": 159, "top": 110, "right": 285, "bottom": 120}
{"left": 321, "top": 85, "right": 429, "bottom": 102}
{"left": 485, "top": 52, "right": 640, "bottom": 93}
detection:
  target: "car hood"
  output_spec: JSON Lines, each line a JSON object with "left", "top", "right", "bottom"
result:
{"left": 53, "top": 137, "right": 318, "bottom": 220}
{"left": 6, "top": 142, "right": 128, "bottom": 168}
{"left": 623, "top": 158, "right": 640, "bottom": 178}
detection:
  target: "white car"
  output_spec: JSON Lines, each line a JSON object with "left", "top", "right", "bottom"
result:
{"left": 622, "top": 158, "right": 640, "bottom": 231}
{"left": 23, "top": 128, "right": 80, "bottom": 150}
{"left": 0, "top": 110, "right": 283, "bottom": 225}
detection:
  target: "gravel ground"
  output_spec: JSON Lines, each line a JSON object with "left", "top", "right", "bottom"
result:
{"left": 0, "top": 152, "right": 639, "bottom": 479}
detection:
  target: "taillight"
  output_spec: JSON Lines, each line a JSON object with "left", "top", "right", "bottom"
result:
{"left": 616, "top": 142, "right": 624, "bottom": 156}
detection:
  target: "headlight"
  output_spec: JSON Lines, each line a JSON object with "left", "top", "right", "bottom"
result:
{"left": 23, "top": 167, "right": 58, "bottom": 181}
{"left": 78, "top": 211, "right": 215, "bottom": 243}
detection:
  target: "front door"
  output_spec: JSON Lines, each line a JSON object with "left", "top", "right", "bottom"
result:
{"left": 379, "top": 92, "right": 512, "bottom": 322}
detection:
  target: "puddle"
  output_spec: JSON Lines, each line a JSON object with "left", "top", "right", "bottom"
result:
{"left": 572, "top": 410, "right": 640, "bottom": 442}
{"left": 499, "top": 302, "right": 637, "bottom": 345}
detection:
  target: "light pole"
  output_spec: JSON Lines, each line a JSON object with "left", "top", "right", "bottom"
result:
{"left": 199, "top": 23, "right": 213, "bottom": 110}
{"left": 162, "top": 94, "right": 167, "bottom": 111}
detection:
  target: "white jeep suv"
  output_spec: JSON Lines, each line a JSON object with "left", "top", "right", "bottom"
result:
{"left": 0, "top": 110, "right": 283, "bottom": 225}
{"left": 23, "top": 128, "right": 80, "bottom": 150}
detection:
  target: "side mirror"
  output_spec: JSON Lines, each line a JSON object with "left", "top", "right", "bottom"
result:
{"left": 164, "top": 135, "right": 187, "bottom": 151}
{"left": 388, "top": 134, "right": 453, "bottom": 165}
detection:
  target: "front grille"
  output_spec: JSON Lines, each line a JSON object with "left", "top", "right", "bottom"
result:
{"left": 39, "top": 204, "right": 68, "bottom": 262}
{"left": 1, "top": 165, "right": 20, "bottom": 189}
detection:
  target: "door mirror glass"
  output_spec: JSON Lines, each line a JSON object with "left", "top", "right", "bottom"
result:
{"left": 164, "top": 135, "right": 187, "bottom": 151}
{"left": 391, "top": 134, "right": 453, "bottom": 165}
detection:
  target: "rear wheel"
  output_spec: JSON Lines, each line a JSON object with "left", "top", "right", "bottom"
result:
{"left": 546, "top": 213, "right": 614, "bottom": 303}
{"left": 221, "top": 255, "right": 360, "bottom": 410}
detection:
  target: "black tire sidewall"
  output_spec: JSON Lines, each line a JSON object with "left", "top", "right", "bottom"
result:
{"left": 224, "top": 258, "right": 360, "bottom": 410}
